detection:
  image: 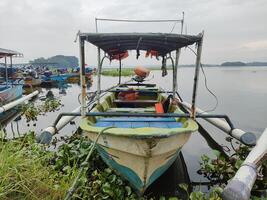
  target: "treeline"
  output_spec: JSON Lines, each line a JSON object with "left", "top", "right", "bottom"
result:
{"left": 30, "top": 55, "right": 78, "bottom": 68}
{"left": 221, "top": 61, "right": 267, "bottom": 66}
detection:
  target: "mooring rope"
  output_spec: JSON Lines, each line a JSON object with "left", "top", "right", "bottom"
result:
{"left": 187, "top": 46, "right": 219, "bottom": 113}
{"left": 64, "top": 126, "right": 114, "bottom": 200}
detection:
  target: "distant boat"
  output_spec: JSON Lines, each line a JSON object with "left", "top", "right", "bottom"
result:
{"left": 0, "top": 48, "right": 23, "bottom": 106}
{"left": 0, "top": 82, "right": 23, "bottom": 105}
{"left": 23, "top": 69, "right": 42, "bottom": 87}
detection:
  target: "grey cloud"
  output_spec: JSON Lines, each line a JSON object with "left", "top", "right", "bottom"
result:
{"left": 0, "top": 0, "right": 266, "bottom": 65}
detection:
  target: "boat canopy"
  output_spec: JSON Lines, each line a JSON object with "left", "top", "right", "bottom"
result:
{"left": 79, "top": 32, "right": 202, "bottom": 57}
{"left": 0, "top": 48, "right": 23, "bottom": 58}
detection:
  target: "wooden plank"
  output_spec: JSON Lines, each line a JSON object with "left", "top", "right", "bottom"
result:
{"left": 114, "top": 99, "right": 158, "bottom": 104}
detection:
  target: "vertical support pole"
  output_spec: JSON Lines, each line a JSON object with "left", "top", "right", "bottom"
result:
{"left": 5, "top": 56, "right": 8, "bottom": 87}
{"left": 95, "top": 18, "right": 98, "bottom": 33}
{"left": 191, "top": 32, "right": 204, "bottom": 119}
{"left": 173, "top": 48, "right": 181, "bottom": 97}
{"left": 95, "top": 17, "right": 102, "bottom": 104}
{"left": 79, "top": 36, "right": 86, "bottom": 117}
{"left": 96, "top": 47, "right": 101, "bottom": 104}
{"left": 10, "top": 56, "right": 13, "bottom": 86}
{"left": 119, "top": 58, "right": 122, "bottom": 84}
{"left": 181, "top": 11, "right": 184, "bottom": 34}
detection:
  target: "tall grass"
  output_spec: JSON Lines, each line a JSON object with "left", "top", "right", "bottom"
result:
{"left": 0, "top": 133, "right": 75, "bottom": 200}
{"left": 101, "top": 69, "right": 134, "bottom": 77}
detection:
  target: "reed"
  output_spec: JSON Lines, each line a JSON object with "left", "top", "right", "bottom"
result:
{"left": 0, "top": 133, "right": 74, "bottom": 200}
{"left": 101, "top": 68, "right": 134, "bottom": 76}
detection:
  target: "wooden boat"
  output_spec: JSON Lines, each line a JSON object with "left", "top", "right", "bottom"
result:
{"left": 22, "top": 69, "right": 42, "bottom": 87}
{"left": 0, "top": 83, "right": 23, "bottom": 105}
{"left": 80, "top": 85, "right": 198, "bottom": 192}
{"left": 77, "top": 17, "right": 204, "bottom": 193}
{"left": 24, "top": 77, "right": 42, "bottom": 87}
{"left": 0, "top": 48, "right": 23, "bottom": 106}
{"left": 35, "top": 15, "right": 260, "bottom": 198}
{"left": 38, "top": 17, "right": 259, "bottom": 198}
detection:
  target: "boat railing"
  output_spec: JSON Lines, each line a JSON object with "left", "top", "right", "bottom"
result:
{"left": 52, "top": 111, "right": 235, "bottom": 131}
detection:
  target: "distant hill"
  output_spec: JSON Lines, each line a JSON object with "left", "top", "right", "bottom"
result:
{"left": 30, "top": 55, "right": 78, "bottom": 68}
{"left": 221, "top": 62, "right": 246, "bottom": 66}
{"left": 246, "top": 62, "right": 267, "bottom": 66}
{"left": 221, "top": 61, "right": 267, "bottom": 67}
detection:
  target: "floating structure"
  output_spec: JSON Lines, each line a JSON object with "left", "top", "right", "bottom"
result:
{"left": 38, "top": 16, "right": 263, "bottom": 197}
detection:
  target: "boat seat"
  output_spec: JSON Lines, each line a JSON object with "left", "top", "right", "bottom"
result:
{"left": 106, "top": 107, "right": 155, "bottom": 113}
{"left": 95, "top": 117, "right": 183, "bottom": 128}
{"left": 113, "top": 99, "right": 158, "bottom": 104}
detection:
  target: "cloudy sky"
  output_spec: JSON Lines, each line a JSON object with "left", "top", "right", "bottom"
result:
{"left": 0, "top": 0, "right": 266, "bottom": 65}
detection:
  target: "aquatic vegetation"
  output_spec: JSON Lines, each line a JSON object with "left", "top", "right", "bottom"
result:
{"left": 178, "top": 184, "right": 223, "bottom": 200}
{"left": 101, "top": 69, "right": 134, "bottom": 76}
{"left": 20, "top": 99, "right": 62, "bottom": 124}
{"left": 41, "top": 99, "right": 62, "bottom": 113}
{"left": 199, "top": 146, "right": 250, "bottom": 184}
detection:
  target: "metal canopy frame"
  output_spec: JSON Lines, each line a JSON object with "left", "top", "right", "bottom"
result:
{"left": 78, "top": 15, "right": 204, "bottom": 119}
{"left": 0, "top": 48, "right": 23, "bottom": 87}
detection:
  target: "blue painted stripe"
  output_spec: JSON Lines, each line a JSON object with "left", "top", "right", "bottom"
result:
{"left": 147, "top": 149, "right": 181, "bottom": 187}
{"left": 96, "top": 145, "right": 144, "bottom": 192}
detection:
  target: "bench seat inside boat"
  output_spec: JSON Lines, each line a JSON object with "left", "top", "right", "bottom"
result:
{"left": 95, "top": 117, "right": 183, "bottom": 128}
{"left": 106, "top": 107, "right": 155, "bottom": 113}
{"left": 113, "top": 99, "right": 159, "bottom": 104}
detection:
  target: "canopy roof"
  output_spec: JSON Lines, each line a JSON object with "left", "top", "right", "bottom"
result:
{"left": 0, "top": 48, "right": 23, "bottom": 59}
{"left": 80, "top": 32, "right": 202, "bottom": 57}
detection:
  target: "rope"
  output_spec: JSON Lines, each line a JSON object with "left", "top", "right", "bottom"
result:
{"left": 187, "top": 46, "right": 219, "bottom": 113}
{"left": 64, "top": 126, "right": 114, "bottom": 200}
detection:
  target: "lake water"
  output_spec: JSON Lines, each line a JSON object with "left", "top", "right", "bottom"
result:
{"left": 2, "top": 66, "right": 267, "bottom": 196}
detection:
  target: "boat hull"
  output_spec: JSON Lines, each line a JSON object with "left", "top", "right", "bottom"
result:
{"left": 24, "top": 78, "right": 42, "bottom": 87}
{"left": 0, "top": 85, "right": 23, "bottom": 105}
{"left": 83, "top": 130, "right": 192, "bottom": 193}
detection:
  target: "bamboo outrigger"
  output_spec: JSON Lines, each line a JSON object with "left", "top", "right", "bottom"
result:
{"left": 39, "top": 16, "right": 261, "bottom": 196}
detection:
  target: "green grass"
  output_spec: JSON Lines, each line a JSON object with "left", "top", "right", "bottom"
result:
{"left": 0, "top": 133, "right": 75, "bottom": 200}
{"left": 101, "top": 69, "right": 134, "bottom": 77}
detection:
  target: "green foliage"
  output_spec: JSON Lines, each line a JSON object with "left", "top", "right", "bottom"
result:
{"left": 41, "top": 99, "right": 62, "bottom": 113}
{"left": 199, "top": 147, "right": 250, "bottom": 184}
{"left": 0, "top": 133, "right": 72, "bottom": 199}
{"left": 101, "top": 69, "right": 134, "bottom": 77}
{"left": 179, "top": 184, "right": 222, "bottom": 200}
{"left": 51, "top": 135, "right": 141, "bottom": 200}
{"left": 20, "top": 99, "right": 62, "bottom": 124}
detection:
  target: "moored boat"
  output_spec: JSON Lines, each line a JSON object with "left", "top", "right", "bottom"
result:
{"left": 0, "top": 48, "right": 23, "bottom": 105}
{"left": 80, "top": 86, "right": 198, "bottom": 192}
{"left": 38, "top": 17, "right": 260, "bottom": 198}
{"left": 0, "top": 83, "right": 23, "bottom": 105}
{"left": 77, "top": 17, "right": 203, "bottom": 193}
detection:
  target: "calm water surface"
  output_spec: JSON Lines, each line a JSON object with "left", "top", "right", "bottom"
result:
{"left": 2, "top": 66, "right": 267, "bottom": 195}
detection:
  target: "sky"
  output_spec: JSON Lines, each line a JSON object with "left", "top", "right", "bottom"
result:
{"left": 0, "top": 0, "right": 266, "bottom": 66}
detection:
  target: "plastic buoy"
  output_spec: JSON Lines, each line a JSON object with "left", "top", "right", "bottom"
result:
{"left": 134, "top": 66, "right": 150, "bottom": 78}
